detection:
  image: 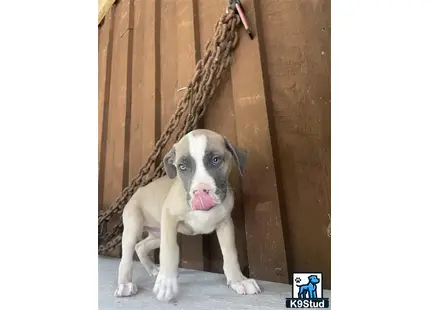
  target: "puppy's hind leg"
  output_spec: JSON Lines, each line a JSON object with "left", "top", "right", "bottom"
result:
{"left": 114, "top": 201, "right": 143, "bottom": 297}
{"left": 135, "top": 233, "right": 161, "bottom": 277}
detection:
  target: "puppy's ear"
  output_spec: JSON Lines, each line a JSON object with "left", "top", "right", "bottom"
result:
{"left": 224, "top": 137, "right": 248, "bottom": 177}
{"left": 163, "top": 146, "right": 177, "bottom": 179}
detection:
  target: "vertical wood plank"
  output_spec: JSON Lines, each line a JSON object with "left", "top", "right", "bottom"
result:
{"left": 258, "top": 0, "right": 331, "bottom": 288}
{"left": 175, "top": 0, "right": 207, "bottom": 271}
{"left": 129, "top": 0, "right": 157, "bottom": 181}
{"left": 158, "top": 0, "right": 178, "bottom": 263}
{"left": 102, "top": 0, "right": 133, "bottom": 256}
{"left": 129, "top": 0, "right": 158, "bottom": 262}
{"left": 229, "top": 0, "right": 289, "bottom": 283}
{"left": 98, "top": 10, "right": 114, "bottom": 210}
{"left": 197, "top": 0, "right": 249, "bottom": 275}
{"left": 159, "top": 0, "right": 177, "bottom": 158}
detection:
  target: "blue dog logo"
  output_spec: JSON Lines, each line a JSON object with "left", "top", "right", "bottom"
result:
{"left": 296, "top": 275, "right": 320, "bottom": 299}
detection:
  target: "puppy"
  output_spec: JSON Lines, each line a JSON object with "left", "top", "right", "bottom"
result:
{"left": 114, "top": 129, "right": 261, "bottom": 301}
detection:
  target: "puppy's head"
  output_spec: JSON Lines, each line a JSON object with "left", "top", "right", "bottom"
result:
{"left": 163, "top": 129, "right": 247, "bottom": 211}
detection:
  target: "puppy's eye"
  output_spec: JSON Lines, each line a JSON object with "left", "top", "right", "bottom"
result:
{"left": 178, "top": 164, "right": 187, "bottom": 171}
{"left": 212, "top": 156, "right": 221, "bottom": 165}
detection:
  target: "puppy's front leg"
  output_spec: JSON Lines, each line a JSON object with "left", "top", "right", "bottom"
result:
{"left": 153, "top": 208, "right": 179, "bottom": 302}
{"left": 216, "top": 216, "right": 261, "bottom": 295}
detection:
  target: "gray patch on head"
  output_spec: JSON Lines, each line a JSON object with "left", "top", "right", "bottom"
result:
{"left": 201, "top": 134, "right": 244, "bottom": 203}
{"left": 163, "top": 135, "right": 197, "bottom": 199}
{"left": 176, "top": 154, "right": 196, "bottom": 201}
{"left": 203, "top": 150, "right": 229, "bottom": 202}
{"left": 163, "top": 147, "right": 177, "bottom": 179}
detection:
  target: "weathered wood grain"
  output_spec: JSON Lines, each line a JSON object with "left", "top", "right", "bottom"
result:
{"left": 101, "top": 0, "right": 133, "bottom": 257}
{"left": 258, "top": 0, "right": 331, "bottom": 288}
{"left": 229, "top": 0, "right": 289, "bottom": 283}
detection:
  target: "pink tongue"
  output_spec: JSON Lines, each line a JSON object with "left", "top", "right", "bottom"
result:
{"left": 192, "top": 193, "right": 216, "bottom": 210}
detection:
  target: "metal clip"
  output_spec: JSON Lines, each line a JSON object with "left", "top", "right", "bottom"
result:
{"left": 229, "top": 0, "right": 254, "bottom": 40}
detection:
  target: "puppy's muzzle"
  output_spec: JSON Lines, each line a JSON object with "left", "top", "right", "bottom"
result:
{"left": 191, "top": 184, "right": 217, "bottom": 211}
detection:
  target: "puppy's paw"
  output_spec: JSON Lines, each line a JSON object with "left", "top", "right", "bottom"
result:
{"left": 230, "top": 278, "right": 261, "bottom": 295}
{"left": 114, "top": 282, "right": 138, "bottom": 297}
{"left": 146, "top": 264, "right": 160, "bottom": 278}
{"left": 153, "top": 272, "right": 178, "bottom": 301}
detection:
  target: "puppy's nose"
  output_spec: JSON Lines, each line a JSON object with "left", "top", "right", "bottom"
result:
{"left": 191, "top": 184, "right": 217, "bottom": 210}
{"left": 192, "top": 184, "right": 212, "bottom": 195}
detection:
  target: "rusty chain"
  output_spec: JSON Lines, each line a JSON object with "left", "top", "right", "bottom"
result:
{"left": 98, "top": 10, "right": 242, "bottom": 255}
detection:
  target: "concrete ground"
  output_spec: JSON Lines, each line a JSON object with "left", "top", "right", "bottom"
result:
{"left": 99, "top": 256, "right": 331, "bottom": 310}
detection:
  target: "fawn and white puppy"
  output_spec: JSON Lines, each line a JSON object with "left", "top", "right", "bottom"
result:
{"left": 114, "top": 129, "right": 261, "bottom": 301}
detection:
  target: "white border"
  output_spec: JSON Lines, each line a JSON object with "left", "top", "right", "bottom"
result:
{"left": 0, "top": 1, "right": 429, "bottom": 310}
{"left": 333, "top": 0, "right": 430, "bottom": 309}
{"left": 0, "top": 1, "right": 97, "bottom": 309}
